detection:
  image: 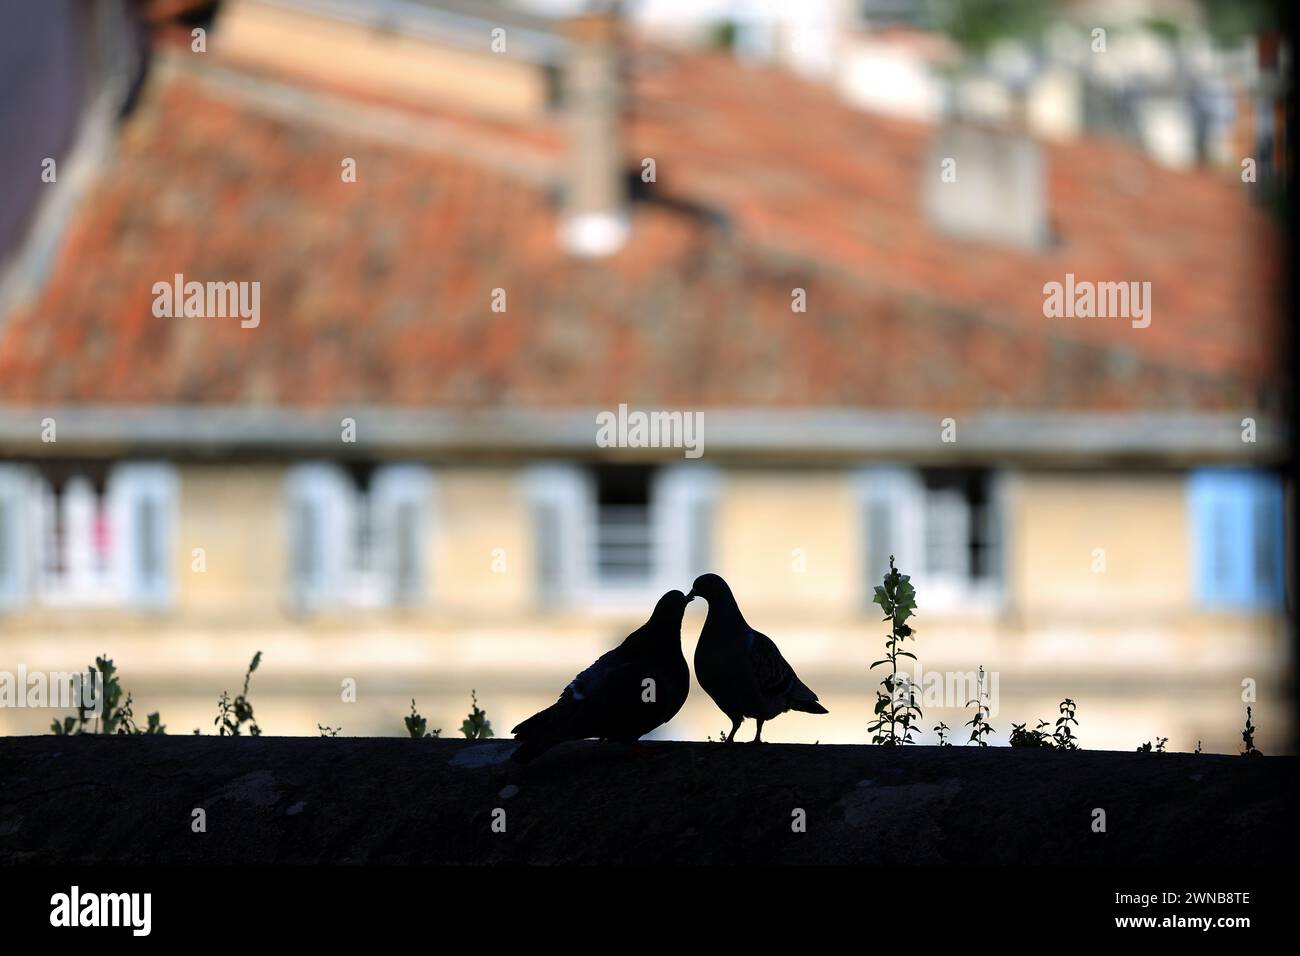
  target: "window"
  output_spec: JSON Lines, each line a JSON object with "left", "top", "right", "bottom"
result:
{"left": 1189, "top": 468, "right": 1284, "bottom": 609}
{"left": 593, "top": 466, "right": 654, "bottom": 587}
{"left": 859, "top": 466, "right": 1003, "bottom": 609}
{"left": 526, "top": 462, "right": 718, "bottom": 606}
{"left": 0, "top": 461, "right": 176, "bottom": 609}
{"left": 921, "top": 470, "right": 999, "bottom": 586}
{"left": 286, "top": 462, "right": 432, "bottom": 610}
{"left": 39, "top": 465, "right": 113, "bottom": 603}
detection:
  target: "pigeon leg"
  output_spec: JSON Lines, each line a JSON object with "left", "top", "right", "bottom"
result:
{"left": 752, "top": 719, "right": 764, "bottom": 744}
{"left": 724, "top": 717, "right": 742, "bottom": 744}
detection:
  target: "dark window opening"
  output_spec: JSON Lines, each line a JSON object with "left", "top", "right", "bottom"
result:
{"left": 921, "top": 469, "right": 998, "bottom": 583}
{"left": 342, "top": 462, "right": 377, "bottom": 577}
{"left": 592, "top": 465, "right": 654, "bottom": 586}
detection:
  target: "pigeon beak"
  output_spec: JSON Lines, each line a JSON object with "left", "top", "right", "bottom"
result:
{"left": 685, "top": 590, "right": 696, "bottom": 603}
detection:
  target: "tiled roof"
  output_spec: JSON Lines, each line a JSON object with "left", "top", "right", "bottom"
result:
{"left": 0, "top": 42, "right": 1283, "bottom": 415}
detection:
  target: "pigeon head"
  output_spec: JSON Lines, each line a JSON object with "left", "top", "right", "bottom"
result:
{"left": 686, "top": 573, "right": 736, "bottom": 608}
{"left": 652, "top": 589, "right": 691, "bottom": 622}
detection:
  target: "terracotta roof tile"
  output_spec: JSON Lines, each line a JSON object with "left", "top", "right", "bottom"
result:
{"left": 0, "top": 46, "right": 1283, "bottom": 416}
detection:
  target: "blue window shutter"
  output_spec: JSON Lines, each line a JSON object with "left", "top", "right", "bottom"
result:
{"left": 0, "top": 465, "right": 34, "bottom": 609}
{"left": 1190, "top": 469, "right": 1284, "bottom": 608}
{"left": 1250, "top": 471, "right": 1285, "bottom": 604}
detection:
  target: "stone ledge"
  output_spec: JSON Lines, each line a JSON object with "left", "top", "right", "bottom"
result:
{"left": 0, "top": 736, "right": 1291, "bottom": 864}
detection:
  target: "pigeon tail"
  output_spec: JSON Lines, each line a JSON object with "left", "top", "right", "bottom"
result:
{"left": 788, "top": 677, "right": 828, "bottom": 715}
{"left": 789, "top": 698, "right": 829, "bottom": 715}
{"left": 510, "top": 709, "right": 547, "bottom": 738}
{"left": 510, "top": 701, "right": 576, "bottom": 763}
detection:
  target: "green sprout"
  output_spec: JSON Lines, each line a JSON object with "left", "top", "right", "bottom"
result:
{"left": 1242, "top": 706, "right": 1262, "bottom": 756}
{"left": 405, "top": 699, "right": 441, "bottom": 738}
{"left": 868, "top": 555, "right": 923, "bottom": 746}
{"left": 1053, "top": 698, "right": 1079, "bottom": 750}
{"left": 460, "top": 689, "right": 494, "bottom": 740}
{"left": 50, "top": 656, "right": 165, "bottom": 735}
{"left": 215, "top": 652, "right": 262, "bottom": 737}
{"left": 1009, "top": 719, "right": 1052, "bottom": 748}
{"left": 964, "top": 665, "right": 994, "bottom": 746}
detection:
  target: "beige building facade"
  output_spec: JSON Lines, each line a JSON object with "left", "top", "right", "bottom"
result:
{"left": 1, "top": 449, "right": 1288, "bottom": 753}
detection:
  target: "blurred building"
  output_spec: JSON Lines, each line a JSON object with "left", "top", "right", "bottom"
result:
{"left": 571, "top": 1, "right": 1289, "bottom": 182}
{"left": 0, "top": 0, "right": 1290, "bottom": 751}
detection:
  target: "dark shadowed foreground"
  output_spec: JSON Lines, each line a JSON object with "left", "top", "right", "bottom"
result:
{"left": 0, "top": 737, "right": 1291, "bottom": 865}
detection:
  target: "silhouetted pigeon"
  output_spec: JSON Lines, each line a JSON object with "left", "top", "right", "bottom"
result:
{"left": 689, "top": 573, "right": 827, "bottom": 743}
{"left": 511, "top": 590, "right": 691, "bottom": 763}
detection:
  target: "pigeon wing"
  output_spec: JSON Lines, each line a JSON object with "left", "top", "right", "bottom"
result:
{"left": 746, "top": 629, "right": 799, "bottom": 701}
{"left": 568, "top": 647, "right": 632, "bottom": 705}
{"left": 513, "top": 643, "right": 646, "bottom": 741}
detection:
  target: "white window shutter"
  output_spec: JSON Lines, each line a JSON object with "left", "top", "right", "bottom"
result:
{"left": 857, "top": 466, "right": 923, "bottom": 597}
{"left": 525, "top": 463, "right": 592, "bottom": 605}
{"left": 107, "top": 462, "right": 177, "bottom": 608}
{"left": 0, "top": 465, "right": 35, "bottom": 609}
{"left": 64, "top": 476, "right": 100, "bottom": 598}
{"left": 371, "top": 464, "right": 433, "bottom": 606}
{"left": 653, "top": 464, "right": 721, "bottom": 586}
{"left": 286, "top": 463, "right": 352, "bottom": 610}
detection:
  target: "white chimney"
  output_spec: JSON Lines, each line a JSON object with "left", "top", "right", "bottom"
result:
{"left": 558, "top": 10, "right": 629, "bottom": 258}
{"left": 924, "top": 122, "right": 1049, "bottom": 250}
